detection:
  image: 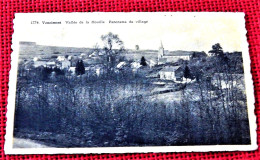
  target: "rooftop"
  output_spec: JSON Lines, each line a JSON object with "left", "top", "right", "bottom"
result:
{"left": 164, "top": 50, "right": 194, "bottom": 56}
{"left": 159, "top": 66, "right": 180, "bottom": 72}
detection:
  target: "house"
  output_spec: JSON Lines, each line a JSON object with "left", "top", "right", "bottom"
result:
{"left": 83, "top": 57, "right": 102, "bottom": 65}
{"left": 116, "top": 62, "right": 127, "bottom": 69}
{"left": 211, "top": 73, "right": 244, "bottom": 90}
{"left": 85, "top": 66, "right": 91, "bottom": 71}
{"left": 33, "top": 57, "right": 40, "bottom": 61}
{"left": 57, "top": 56, "right": 66, "bottom": 61}
{"left": 34, "top": 60, "right": 47, "bottom": 68}
{"left": 92, "top": 65, "right": 104, "bottom": 76}
{"left": 46, "top": 61, "right": 56, "bottom": 68}
{"left": 79, "top": 53, "right": 87, "bottom": 59}
{"left": 33, "top": 57, "right": 56, "bottom": 68}
{"left": 80, "top": 53, "right": 86, "bottom": 56}
{"left": 98, "top": 50, "right": 106, "bottom": 56}
{"left": 96, "top": 68, "right": 101, "bottom": 76}
{"left": 158, "top": 42, "right": 194, "bottom": 64}
{"left": 67, "top": 55, "right": 72, "bottom": 60}
{"left": 147, "top": 60, "right": 156, "bottom": 68}
{"left": 69, "top": 67, "right": 76, "bottom": 74}
{"left": 131, "top": 62, "right": 142, "bottom": 72}
{"left": 60, "top": 60, "right": 71, "bottom": 69}
{"left": 115, "top": 61, "right": 132, "bottom": 74}
{"left": 88, "top": 52, "right": 97, "bottom": 58}
{"left": 190, "top": 51, "right": 207, "bottom": 59}
{"left": 159, "top": 66, "right": 183, "bottom": 81}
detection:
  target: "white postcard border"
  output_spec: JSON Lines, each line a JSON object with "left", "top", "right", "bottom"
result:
{"left": 4, "top": 12, "right": 257, "bottom": 154}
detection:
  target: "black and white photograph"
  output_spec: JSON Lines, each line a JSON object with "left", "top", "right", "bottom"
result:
{"left": 5, "top": 12, "right": 257, "bottom": 154}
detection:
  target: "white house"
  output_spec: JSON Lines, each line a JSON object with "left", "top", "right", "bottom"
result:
{"left": 92, "top": 66, "right": 103, "bottom": 76}
{"left": 131, "top": 62, "right": 142, "bottom": 69}
{"left": 159, "top": 66, "right": 183, "bottom": 81}
{"left": 57, "top": 56, "right": 66, "bottom": 61}
{"left": 67, "top": 55, "right": 72, "bottom": 60}
{"left": 98, "top": 50, "right": 106, "bottom": 56}
{"left": 33, "top": 60, "right": 46, "bottom": 68}
{"left": 96, "top": 68, "right": 101, "bottom": 76}
{"left": 211, "top": 73, "right": 244, "bottom": 90}
{"left": 80, "top": 53, "right": 86, "bottom": 56}
{"left": 131, "top": 62, "right": 142, "bottom": 72}
{"left": 80, "top": 53, "right": 87, "bottom": 59}
{"left": 46, "top": 61, "right": 56, "bottom": 68}
{"left": 116, "top": 62, "right": 126, "bottom": 69}
{"left": 148, "top": 60, "right": 156, "bottom": 68}
{"left": 61, "top": 60, "right": 71, "bottom": 69}
{"left": 69, "top": 67, "right": 76, "bottom": 74}
{"left": 88, "top": 52, "right": 97, "bottom": 58}
{"left": 33, "top": 57, "right": 40, "bottom": 62}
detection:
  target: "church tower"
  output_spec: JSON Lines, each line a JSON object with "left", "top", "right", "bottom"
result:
{"left": 158, "top": 41, "right": 164, "bottom": 63}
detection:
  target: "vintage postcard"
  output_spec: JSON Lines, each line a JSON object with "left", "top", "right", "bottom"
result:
{"left": 5, "top": 12, "right": 257, "bottom": 154}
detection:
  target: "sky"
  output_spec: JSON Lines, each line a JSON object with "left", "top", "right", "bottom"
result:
{"left": 14, "top": 12, "right": 246, "bottom": 52}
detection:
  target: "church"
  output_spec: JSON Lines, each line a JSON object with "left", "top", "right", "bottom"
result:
{"left": 157, "top": 42, "right": 193, "bottom": 65}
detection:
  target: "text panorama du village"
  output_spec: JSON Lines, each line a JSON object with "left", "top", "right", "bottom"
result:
{"left": 31, "top": 20, "right": 149, "bottom": 24}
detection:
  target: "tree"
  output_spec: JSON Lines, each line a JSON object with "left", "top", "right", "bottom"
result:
{"left": 184, "top": 66, "right": 191, "bottom": 80}
{"left": 92, "top": 43, "right": 101, "bottom": 54}
{"left": 135, "top": 45, "right": 139, "bottom": 51}
{"left": 140, "top": 56, "right": 147, "bottom": 66}
{"left": 209, "top": 43, "right": 224, "bottom": 57}
{"left": 208, "top": 43, "right": 229, "bottom": 73}
{"left": 75, "top": 60, "right": 85, "bottom": 75}
{"left": 41, "top": 67, "right": 53, "bottom": 80}
{"left": 101, "top": 32, "right": 125, "bottom": 59}
{"left": 101, "top": 32, "right": 125, "bottom": 75}
{"left": 53, "top": 67, "right": 65, "bottom": 75}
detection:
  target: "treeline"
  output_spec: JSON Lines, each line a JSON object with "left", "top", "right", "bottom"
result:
{"left": 179, "top": 43, "right": 249, "bottom": 144}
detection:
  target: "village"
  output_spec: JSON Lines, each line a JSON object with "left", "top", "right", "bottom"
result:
{"left": 17, "top": 41, "right": 245, "bottom": 101}
{"left": 19, "top": 41, "right": 208, "bottom": 83}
